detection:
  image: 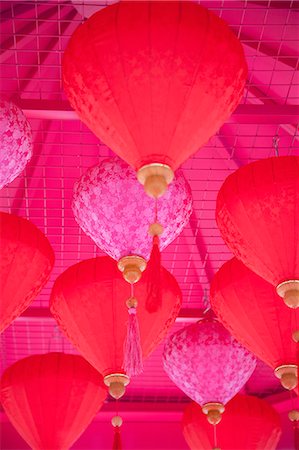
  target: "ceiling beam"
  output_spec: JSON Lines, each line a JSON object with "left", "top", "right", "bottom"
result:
{"left": 17, "top": 307, "right": 202, "bottom": 323}
{"left": 19, "top": 99, "right": 299, "bottom": 124}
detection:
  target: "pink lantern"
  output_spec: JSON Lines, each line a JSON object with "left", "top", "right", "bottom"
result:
{"left": 0, "top": 100, "right": 32, "bottom": 189}
{"left": 72, "top": 157, "right": 192, "bottom": 281}
{"left": 163, "top": 319, "right": 256, "bottom": 425}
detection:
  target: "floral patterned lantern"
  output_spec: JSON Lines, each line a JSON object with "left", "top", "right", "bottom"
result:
{"left": 0, "top": 100, "right": 32, "bottom": 189}
{"left": 183, "top": 395, "right": 281, "bottom": 450}
{"left": 0, "top": 353, "right": 107, "bottom": 450}
{"left": 163, "top": 319, "right": 256, "bottom": 425}
{"left": 63, "top": 1, "right": 247, "bottom": 197}
{"left": 72, "top": 157, "right": 192, "bottom": 284}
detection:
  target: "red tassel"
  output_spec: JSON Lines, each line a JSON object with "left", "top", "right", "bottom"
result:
{"left": 146, "top": 235, "right": 162, "bottom": 313}
{"left": 123, "top": 306, "right": 143, "bottom": 377}
{"left": 112, "top": 427, "right": 122, "bottom": 450}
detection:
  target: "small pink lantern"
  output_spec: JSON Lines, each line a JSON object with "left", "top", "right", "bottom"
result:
{"left": 0, "top": 100, "right": 32, "bottom": 189}
{"left": 72, "top": 157, "right": 192, "bottom": 282}
{"left": 163, "top": 319, "right": 256, "bottom": 425}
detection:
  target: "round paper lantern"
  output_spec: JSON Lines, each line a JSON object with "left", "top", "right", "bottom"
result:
{"left": 0, "top": 100, "right": 32, "bottom": 189}
{"left": 63, "top": 1, "right": 247, "bottom": 197}
{"left": 50, "top": 256, "right": 182, "bottom": 398}
{"left": 0, "top": 353, "right": 107, "bottom": 450}
{"left": 0, "top": 212, "right": 55, "bottom": 333}
{"left": 163, "top": 319, "right": 256, "bottom": 424}
{"left": 210, "top": 257, "right": 299, "bottom": 391}
{"left": 216, "top": 156, "right": 299, "bottom": 308}
{"left": 183, "top": 394, "right": 281, "bottom": 450}
{"left": 72, "top": 157, "right": 192, "bottom": 279}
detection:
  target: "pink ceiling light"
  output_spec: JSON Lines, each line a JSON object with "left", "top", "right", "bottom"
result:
{"left": 0, "top": 100, "right": 32, "bottom": 189}
{"left": 72, "top": 157, "right": 192, "bottom": 281}
{"left": 163, "top": 319, "right": 256, "bottom": 425}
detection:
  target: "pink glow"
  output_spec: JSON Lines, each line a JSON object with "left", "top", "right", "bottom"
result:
{"left": 0, "top": 1, "right": 298, "bottom": 448}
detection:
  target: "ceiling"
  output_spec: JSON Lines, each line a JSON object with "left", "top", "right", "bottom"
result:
{"left": 0, "top": 1, "right": 298, "bottom": 449}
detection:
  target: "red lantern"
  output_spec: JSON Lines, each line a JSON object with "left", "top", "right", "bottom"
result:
{"left": 63, "top": 1, "right": 247, "bottom": 197}
{"left": 211, "top": 257, "right": 299, "bottom": 391}
{"left": 216, "top": 156, "right": 299, "bottom": 308}
{"left": 183, "top": 394, "right": 281, "bottom": 450}
{"left": 0, "top": 212, "right": 55, "bottom": 332}
{"left": 0, "top": 353, "right": 107, "bottom": 450}
{"left": 50, "top": 256, "right": 182, "bottom": 398}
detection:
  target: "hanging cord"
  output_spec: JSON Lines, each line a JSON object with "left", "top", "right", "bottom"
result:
{"left": 212, "top": 424, "right": 220, "bottom": 450}
{"left": 273, "top": 134, "right": 280, "bottom": 157}
{"left": 122, "top": 282, "right": 143, "bottom": 376}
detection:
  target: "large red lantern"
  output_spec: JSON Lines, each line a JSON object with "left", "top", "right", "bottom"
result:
{"left": 0, "top": 212, "right": 55, "bottom": 332}
{"left": 183, "top": 394, "right": 282, "bottom": 450}
{"left": 211, "top": 257, "right": 299, "bottom": 391}
{"left": 216, "top": 156, "right": 299, "bottom": 308}
{"left": 0, "top": 353, "right": 107, "bottom": 450}
{"left": 50, "top": 256, "right": 182, "bottom": 398}
{"left": 63, "top": 1, "right": 247, "bottom": 197}
{"left": 163, "top": 318, "right": 256, "bottom": 425}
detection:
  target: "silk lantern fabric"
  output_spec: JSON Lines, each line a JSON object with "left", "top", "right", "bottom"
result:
{"left": 50, "top": 256, "right": 182, "bottom": 378}
{"left": 183, "top": 394, "right": 282, "bottom": 450}
{"left": 0, "top": 212, "right": 54, "bottom": 333}
{"left": 0, "top": 100, "right": 32, "bottom": 189}
{"left": 210, "top": 257, "right": 299, "bottom": 369}
{"left": 216, "top": 156, "right": 299, "bottom": 288}
{"left": 0, "top": 353, "right": 107, "bottom": 450}
{"left": 72, "top": 157, "right": 192, "bottom": 261}
{"left": 163, "top": 320, "right": 256, "bottom": 406}
{"left": 63, "top": 1, "right": 247, "bottom": 172}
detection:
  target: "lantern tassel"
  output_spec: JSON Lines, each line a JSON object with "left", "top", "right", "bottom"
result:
{"left": 112, "top": 426, "right": 122, "bottom": 450}
{"left": 146, "top": 234, "right": 162, "bottom": 313}
{"left": 123, "top": 298, "right": 143, "bottom": 377}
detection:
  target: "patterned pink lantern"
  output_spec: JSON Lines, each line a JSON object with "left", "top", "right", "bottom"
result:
{"left": 163, "top": 319, "right": 256, "bottom": 425}
{"left": 0, "top": 100, "right": 32, "bottom": 189}
{"left": 72, "top": 157, "right": 192, "bottom": 282}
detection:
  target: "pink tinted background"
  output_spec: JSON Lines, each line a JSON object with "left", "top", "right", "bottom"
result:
{"left": 0, "top": 0, "right": 298, "bottom": 449}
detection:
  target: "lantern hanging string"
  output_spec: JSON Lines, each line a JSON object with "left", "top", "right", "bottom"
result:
{"left": 272, "top": 134, "right": 280, "bottom": 157}
{"left": 213, "top": 423, "right": 219, "bottom": 450}
{"left": 122, "top": 282, "right": 143, "bottom": 377}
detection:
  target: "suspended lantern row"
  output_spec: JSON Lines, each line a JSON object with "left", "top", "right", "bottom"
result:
{"left": 0, "top": 212, "right": 55, "bottom": 333}
{"left": 63, "top": 1, "right": 247, "bottom": 198}
{"left": 0, "top": 353, "right": 107, "bottom": 450}
{"left": 0, "top": 100, "right": 32, "bottom": 190}
{"left": 50, "top": 256, "right": 182, "bottom": 396}
{"left": 216, "top": 155, "right": 299, "bottom": 308}
{"left": 183, "top": 394, "right": 282, "bottom": 450}
{"left": 211, "top": 257, "right": 299, "bottom": 390}
{"left": 163, "top": 317, "right": 256, "bottom": 425}
{"left": 72, "top": 157, "right": 192, "bottom": 289}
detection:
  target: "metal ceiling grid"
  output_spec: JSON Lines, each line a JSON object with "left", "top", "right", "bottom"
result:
{"left": 0, "top": 0, "right": 298, "bottom": 415}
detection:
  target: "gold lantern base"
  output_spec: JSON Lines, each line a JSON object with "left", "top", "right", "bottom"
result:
{"left": 276, "top": 280, "right": 299, "bottom": 309}
{"left": 274, "top": 364, "right": 298, "bottom": 390}
{"left": 202, "top": 402, "right": 225, "bottom": 425}
{"left": 104, "top": 373, "right": 130, "bottom": 400}
{"left": 137, "top": 163, "right": 174, "bottom": 198}
{"left": 118, "top": 255, "right": 147, "bottom": 284}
